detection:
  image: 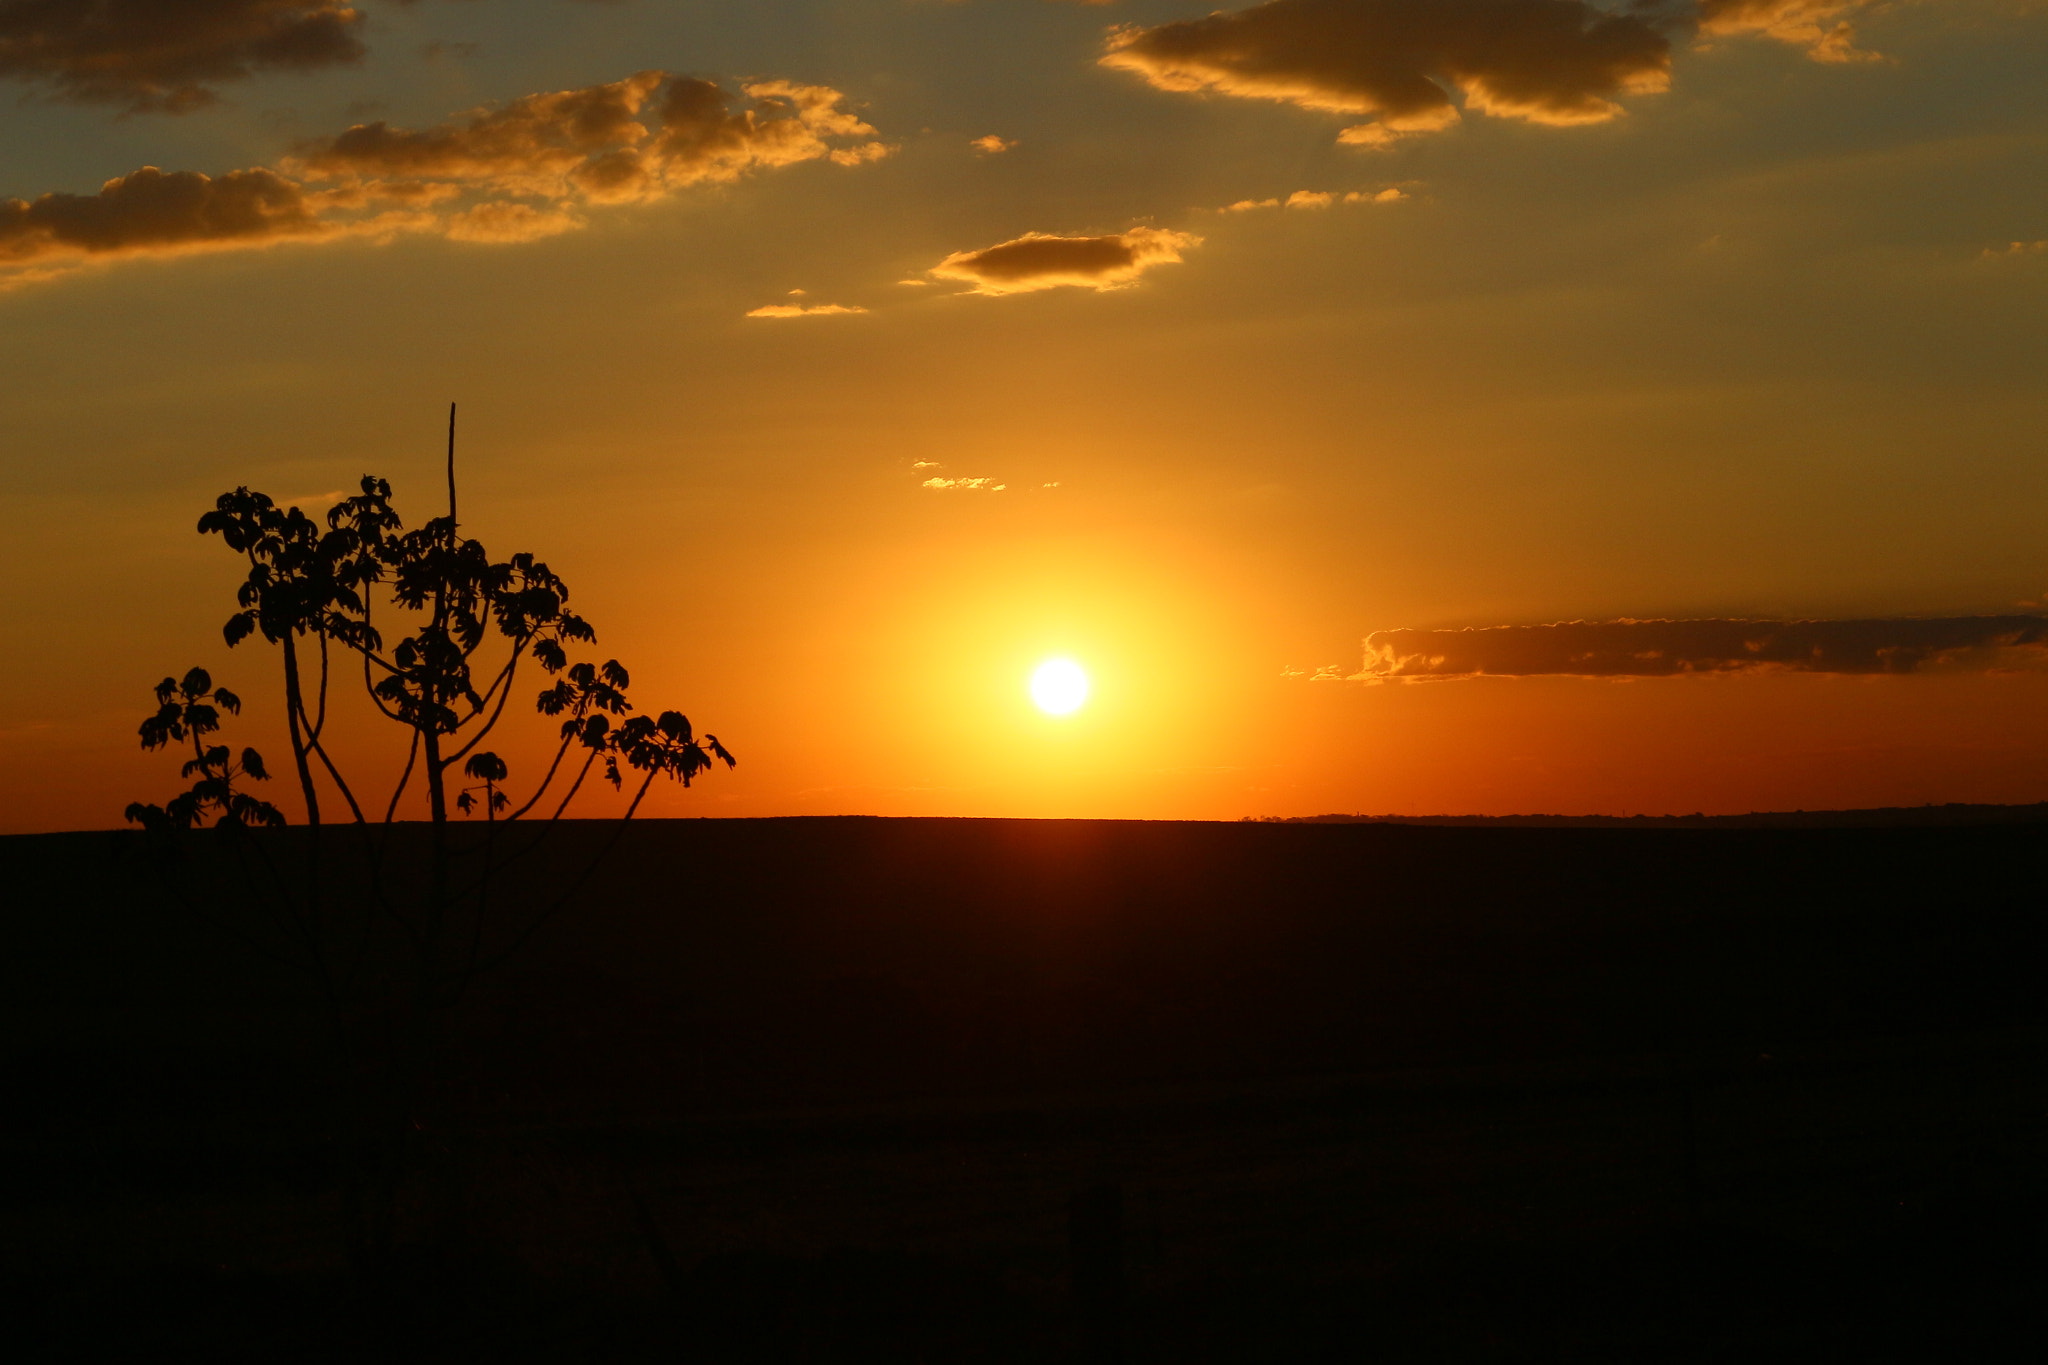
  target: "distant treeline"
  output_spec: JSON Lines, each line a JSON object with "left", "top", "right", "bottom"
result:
{"left": 1258, "top": 802, "right": 2048, "bottom": 829}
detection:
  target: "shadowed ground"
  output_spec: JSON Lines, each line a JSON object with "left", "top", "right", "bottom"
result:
{"left": 3, "top": 816, "right": 2044, "bottom": 1358}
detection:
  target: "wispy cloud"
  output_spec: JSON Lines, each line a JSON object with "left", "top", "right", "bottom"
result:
{"left": 1347, "top": 617, "right": 2048, "bottom": 680}
{"left": 970, "top": 134, "right": 1017, "bottom": 154}
{"left": 929, "top": 226, "right": 1199, "bottom": 295}
{"left": 444, "top": 200, "right": 580, "bottom": 243}
{"left": 1982, "top": 239, "right": 2048, "bottom": 260}
{"left": 1218, "top": 186, "right": 1405, "bottom": 211}
{"left": 289, "top": 73, "right": 892, "bottom": 204}
{"left": 746, "top": 302, "right": 867, "bottom": 318}
{"left": 922, "top": 476, "right": 1006, "bottom": 490}
{"left": 1693, "top": 0, "right": 1879, "bottom": 65}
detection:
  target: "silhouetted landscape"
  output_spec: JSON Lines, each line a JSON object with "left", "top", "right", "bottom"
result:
{"left": 6, "top": 812, "right": 2043, "bottom": 1360}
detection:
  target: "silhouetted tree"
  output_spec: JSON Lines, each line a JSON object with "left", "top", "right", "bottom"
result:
{"left": 126, "top": 405, "right": 734, "bottom": 1280}
{"left": 125, "top": 668, "right": 285, "bottom": 832}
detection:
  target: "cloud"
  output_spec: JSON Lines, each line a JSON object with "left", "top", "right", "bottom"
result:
{"left": 1351, "top": 617, "right": 2048, "bottom": 680}
{"left": 0, "top": 0, "right": 367, "bottom": 113}
{"left": 922, "top": 476, "right": 1005, "bottom": 490}
{"left": 1100, "top": 0, "right": 1884, "bottom": 146}
{"left": 443, "top": 200, "right": 579, "bottom": 243}
{"left": 1693, "top": 0, "right": 1878, "bottom": 65}
{"left": 290, "top": 73, "right": 891, "bottom": 204}
{"left": 745, "top": 302, "right": 867, "bottom": 318}
{"left": 1982, "top": 239, "right": 2048, "bottom": 260}
{"left": 1218, "top": 186, "right": 1403, "bottom": 211}
{"left": 421, "top": 39, "right": 481, "bottom": 64}
{"left": 929, "top": 226, "right": 1199, "bottom": 295}
{"left": 971, "top": 134, "right": 1017, "bottom": 154}
{"left": 1, "top": 165, "right": 332, "bottom": 265}
{"left": 3, "top": 70, "right": 892, "bottom": 288}
{"left": 1101, "top": 0, "right": 1675, "bottom": 143}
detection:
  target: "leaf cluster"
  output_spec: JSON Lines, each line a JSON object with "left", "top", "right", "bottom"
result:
{"left": 125, "top": 668, "right": 284, "bottom": 831}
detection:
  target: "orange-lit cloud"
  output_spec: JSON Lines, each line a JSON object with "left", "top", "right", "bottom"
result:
{"left": 746, "top": 302, "right": 867, "bottom": 318}
{"left": 1353, "top": 618, "right": 2048, "bottom": 679}
{"left": 443, "top": 200, "right": 580, "bottom": 243}
{"left": 0, "top": 0, "right": 366, "bottom": 113}
{"left": 2, "top": 70, "right": 890, "bottom": 287}
{"left": 1219, "top": 186, "right": 1404, "bottom": 210}
{"left": 929, "top": 226, "right": 1199, "bottom": 294}
{"left": 291, "top": 73, "right": 892, "bottom": 204}
{"left": 970, "top": 134, "right": 1017, "bottom": 154}
{"left": 922, "top": 476, "right": 1006, "bottom": 490}
{"left": 1694, "top": 0, "right": 1878, "bottom": 65}
{"left": 1102, "top": 0, "right": 1675, "bottom": 143}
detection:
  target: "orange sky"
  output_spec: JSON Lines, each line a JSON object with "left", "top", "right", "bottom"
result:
{"left": 4, "top": 1, "right": 2048, "bottom": 832}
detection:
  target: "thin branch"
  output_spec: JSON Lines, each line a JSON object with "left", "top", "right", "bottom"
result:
{"left": 551, "top": 748, "right": 601, "bottom": 822}
{"left": 303, "top": 719, "right": 370, "bottom": 827}
{"left": 361, "top": 634, "right": 409, "bottom": 723}
{"left": 488, "top": 743, "right": 599, "bottom": 877}
{"left": 448, "top": 651, "right": 522, "bottom": 763}
{"left": 507, "top": 730, "right": 578, "bottom": 822}
{"left": 464, "top": 644, "right": 521, "bottom": 715}
{"left": 309, "top": 628, "right": 332, "bottom": 740}
{"left": 384, "top": 728, "right": 421, "bottom": 825}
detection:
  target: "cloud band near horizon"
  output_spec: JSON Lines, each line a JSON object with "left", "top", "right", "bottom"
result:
{"left": 1355, "top": 617, "right": 2048, "bottom": 679}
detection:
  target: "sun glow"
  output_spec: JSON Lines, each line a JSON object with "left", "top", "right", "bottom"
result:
{"left": 1030, "top": 658, "right": 1090, "bottom": 715}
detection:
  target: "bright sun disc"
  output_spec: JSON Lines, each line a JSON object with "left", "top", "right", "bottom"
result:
{"left": 1030, "top": 658, "right": 1090, "bottom": 715}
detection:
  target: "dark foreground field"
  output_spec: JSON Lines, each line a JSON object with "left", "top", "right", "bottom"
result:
{"left": 4, "top": 816, "right": 2045, "bottom": 1360}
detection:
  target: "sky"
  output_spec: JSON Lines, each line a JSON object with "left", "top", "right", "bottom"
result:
{"left": 3, "top": 0, "right": 2047, "bottom": 832}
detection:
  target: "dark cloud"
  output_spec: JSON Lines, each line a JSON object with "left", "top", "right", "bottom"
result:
{"left": 1101, "top": 0, "right": 1674, "bottom": 143}
{"left": 1355, "top": 618, "right": 2048, "bottom": 679}
{"left": 1099, "top": 0, "right": 1878, "bottom": 146}
{"left": 0, "top": 165, "right": 332, "bottom": 266}
{"left": 0, "top": 0, "right": 366, "bottom": 114}
{"left": 930, "top": 226, "right": 1199, "bottom": 294}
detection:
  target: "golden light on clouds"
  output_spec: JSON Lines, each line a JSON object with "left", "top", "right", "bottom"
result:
{"left": 929, "top": 226, "right": 1199, "bottom": 294}
{"left": 1, "top": 70, "right": 893, "bottom": 289}
{"left": 746, "top": 302, "right": 868, "bottom": 318}
{"left": 1695, "top": 0, "right": 1879, "bottom": 64}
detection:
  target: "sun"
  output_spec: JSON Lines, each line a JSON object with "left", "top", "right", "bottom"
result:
{"left": 1030, "top": 658, "right": 1090, "bottom": 716}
